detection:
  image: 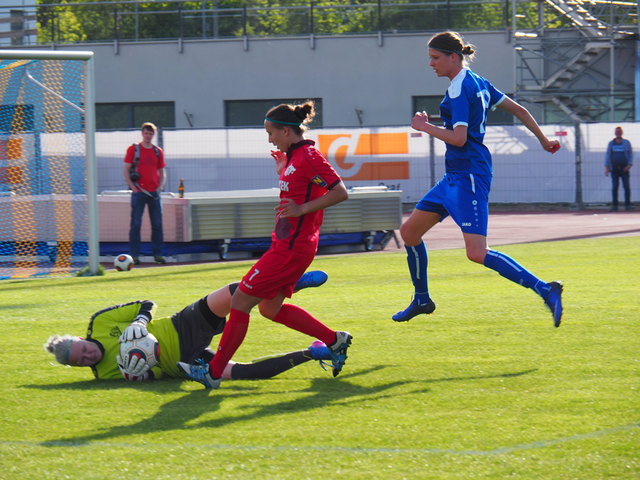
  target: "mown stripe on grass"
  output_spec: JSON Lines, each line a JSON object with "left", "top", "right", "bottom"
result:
{"left": 7, "top": 421, "right": 639, "bottom": 455}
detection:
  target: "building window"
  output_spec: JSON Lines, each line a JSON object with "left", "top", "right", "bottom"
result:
{"left": 95, "top": 102, "right": 174, "bottom": 130}
{"left": 412, "top": 95, "right": 513, "bottom": 125}
{"left": 10, "top": 10, "right": 24, "bottom": 46}
{"left": 225, "top": 98, "right": 323, "bottom": 128}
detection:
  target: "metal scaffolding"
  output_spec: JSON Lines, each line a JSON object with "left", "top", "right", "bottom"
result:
{"left": 512, "top": 0, "right": 638, "bottom": 123}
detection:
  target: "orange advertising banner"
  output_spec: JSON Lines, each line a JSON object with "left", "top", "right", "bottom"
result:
{"left": 0, "top": 138, "right": 22, "bottom": 159}
{"left": 317, "top": 132, "right": 410, "bottom": 180}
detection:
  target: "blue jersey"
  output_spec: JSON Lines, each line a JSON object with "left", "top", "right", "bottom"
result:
{"left": 439, "top": 69, "right": 505, "bottom": 176}
{"left": 605, "top": 138, "right": 632, "bottom": 169}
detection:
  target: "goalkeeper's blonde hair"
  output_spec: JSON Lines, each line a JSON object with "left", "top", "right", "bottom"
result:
{"left": 44, "top": 334, "right": 79, "bottom": 365}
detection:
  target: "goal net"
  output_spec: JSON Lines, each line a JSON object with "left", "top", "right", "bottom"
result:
{"left": 0, "top": 50, "right": 98, "bottom": 279}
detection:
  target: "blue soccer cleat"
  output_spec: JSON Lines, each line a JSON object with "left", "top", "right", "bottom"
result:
{"left": 392, "top": 297, "right": 436, "bottom": 322}
{"left": 308, "top": 340, "right": 331, "bottom": 360}
{"left": 308, "top": 340, "right": 332, "bottom": 371}
{"left": 176, "top": 358, "right": 221, "bottom": 389}
{"left": 543, "top": 281, "right": 563, "bottom": 328}
{"left": 327, "top": 331, "right": 352, "bottom": 377}
{"left": 294, "top": 270, "right": 328, "bottom": 292}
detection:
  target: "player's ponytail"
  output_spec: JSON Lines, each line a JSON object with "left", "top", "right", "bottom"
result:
{"left": 428, "top": 31, "right": 475, "bottom": 65}
{"left": 293, "top": 101, "right": 316, "bottom": 126}
{"left": 462, "top": 44, "right": 476, "bottom": 62}
{"left": 266, "top": 100, "right": 315, "bottom": 134}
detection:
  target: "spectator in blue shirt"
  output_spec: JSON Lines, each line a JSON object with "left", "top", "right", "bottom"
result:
{"left": 605, "top": 126, "right": 632, "bottom": 211}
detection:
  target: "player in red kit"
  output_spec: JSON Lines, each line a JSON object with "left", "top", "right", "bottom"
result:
{"left": 178, "top": 101, "right": 352, "bottom": 388}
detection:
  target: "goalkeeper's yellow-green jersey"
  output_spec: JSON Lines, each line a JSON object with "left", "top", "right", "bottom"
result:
{"left": 86, "top": 300, "right": 181, "bottom": 380}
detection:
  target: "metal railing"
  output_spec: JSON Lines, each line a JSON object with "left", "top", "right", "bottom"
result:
{"left": 2, "top": 1, "right": 635, "bottom": 45}
{"left": 0, "top": 1, "right": 534, "bottom": 44}
{"left": 2, "top": 1, "right": 636, "bottom": 45}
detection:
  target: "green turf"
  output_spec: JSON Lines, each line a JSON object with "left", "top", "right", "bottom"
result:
{"left": 1, "top": 237, "right": 638, "bottom": 479}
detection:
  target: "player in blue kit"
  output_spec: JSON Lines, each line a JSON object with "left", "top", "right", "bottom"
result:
{"left": 393, "top": 31, "right": 564, "bottom": 327}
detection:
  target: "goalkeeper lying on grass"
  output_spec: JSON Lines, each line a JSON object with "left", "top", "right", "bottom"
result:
{"left": 45, "top": 271, "right": 331, "bottom": 383}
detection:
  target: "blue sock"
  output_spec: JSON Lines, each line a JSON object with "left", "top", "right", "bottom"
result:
{"left": 484, "top": 250, "right": 550, "bottom": 297}
{"left": 405, "top": 241, "right": 429, "bottom": 303}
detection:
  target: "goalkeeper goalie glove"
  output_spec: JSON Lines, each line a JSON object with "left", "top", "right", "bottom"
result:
{"left": 119, "top": 314, "right": 149, "bottom": 343}
{"left": 117, "top": 354, "right": 150, "bottom": 381}
{"left": 117, "top": 349, "right": 150, "bottom": 377}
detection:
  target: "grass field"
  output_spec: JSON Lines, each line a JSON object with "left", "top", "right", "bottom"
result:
{"left": 1, "top": 237, "right": 638, "bottom": 479}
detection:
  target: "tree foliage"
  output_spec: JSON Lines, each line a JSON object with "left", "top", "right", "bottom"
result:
{"left": 37, "top": 1, "right": 87, "bottom": 43}
{"left": 36, "top": 0, "right": 516, "bottom": 44}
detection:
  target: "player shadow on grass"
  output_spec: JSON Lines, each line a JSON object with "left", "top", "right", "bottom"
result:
{"left": 195, "top": 368, "right": 417, "bottom": 432}
{"left": 38, "top": 389, "right": 222, "bottom": 447}
{"left": 419, "top": 367, "right": 538, "bottom": 384}
{"left": 194, "top": 366, "right": 539, "bottom": 431}
{"left": 27, "top": 366, "right": 537, "bottom": 395}
{"left": 32, "top": 366, "right": 537, "bottom": 446}
{"left": 24, "top": 378, "right": 186, "bottom": 393}
{"left": 34, "top": 367, "right": 406, "bottom": 446}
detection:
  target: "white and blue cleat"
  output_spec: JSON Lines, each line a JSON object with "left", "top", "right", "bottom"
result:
{"left": 177, "top": 358, "right": 221, "bottom": 389}
{"left": 327, "top": 331, "right": 352, "bottom": 377}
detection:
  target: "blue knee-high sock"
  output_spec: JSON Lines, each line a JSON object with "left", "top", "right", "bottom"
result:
{"left": 405, "top": 241, "right": 429, "bottom": 303}
{"left": 484, "top": 250, "right": 550, "bottom": 297}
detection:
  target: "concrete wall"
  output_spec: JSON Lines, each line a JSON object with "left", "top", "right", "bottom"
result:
{"left": 47, "top": 31, "right": 517, "bottom": 128}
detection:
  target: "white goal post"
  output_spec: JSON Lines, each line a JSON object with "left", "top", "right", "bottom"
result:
{"left": 0, "top": 50, "right": 98, "bottom": 278}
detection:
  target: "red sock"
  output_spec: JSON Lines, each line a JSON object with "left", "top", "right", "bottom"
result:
{"left": 272, "top": 304, "right": 335, "bottom": 346}
{"left": 210, "top": 309, "right": 250, "bottom": 378}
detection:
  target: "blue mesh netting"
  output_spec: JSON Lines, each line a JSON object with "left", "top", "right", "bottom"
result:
{"left": 0, "top": 58, "right": 88, "bottom": 279}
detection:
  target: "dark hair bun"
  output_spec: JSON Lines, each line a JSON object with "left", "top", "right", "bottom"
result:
{"left": 462, "top": 45, "right": 475, "bottom": 56}
{"left": 294, "top": 101, "right": 315, "bottom": 123}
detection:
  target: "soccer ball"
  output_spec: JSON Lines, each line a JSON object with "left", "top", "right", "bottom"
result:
{"left": 114, "top": 254, "right": 134, "bottom": 271}
{"left": 120, "top": 333, "right": 160, "bottom": 369}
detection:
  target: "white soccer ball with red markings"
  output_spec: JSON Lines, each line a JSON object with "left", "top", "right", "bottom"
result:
{"left": 120, "top": 333, "right": 160, "bottom": 369}
{"left": 114, "top": 254, "right": 134, "bottom": 271}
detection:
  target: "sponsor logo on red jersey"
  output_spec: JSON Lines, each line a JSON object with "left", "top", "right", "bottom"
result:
{"left": 311, "top": 175, "right": 327, "bottom": 187}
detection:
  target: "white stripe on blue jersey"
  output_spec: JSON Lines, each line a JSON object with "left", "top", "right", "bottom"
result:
{"left": 439, "top": 68, "right": 505, "bottom": 176}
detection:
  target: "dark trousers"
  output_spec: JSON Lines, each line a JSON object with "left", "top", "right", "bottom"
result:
{"left": 610, "top": 169, "right": 631, "bottom": 209}
{"left": 129, "top": 190, "right": 163, "bottom": 257}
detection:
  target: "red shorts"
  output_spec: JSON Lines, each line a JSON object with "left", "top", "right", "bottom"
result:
{"left": 239, "top": 242, "right": 316, "bottom": 299}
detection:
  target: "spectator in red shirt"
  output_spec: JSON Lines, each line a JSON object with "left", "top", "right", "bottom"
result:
{"left": 123, "top": 122, "right": 166, "bottom": 265}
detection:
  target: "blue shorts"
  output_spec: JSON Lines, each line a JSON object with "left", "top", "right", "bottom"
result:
{"left": 416, "top": 172, "right": 492, "bottom": 236}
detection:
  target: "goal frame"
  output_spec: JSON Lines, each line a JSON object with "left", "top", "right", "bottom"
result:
{"left": 0, "top": 49, "right": 98, "bottom": 275}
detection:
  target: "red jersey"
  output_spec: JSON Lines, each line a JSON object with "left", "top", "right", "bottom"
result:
{"left": 274, "top": 140, "right": 342, "bottom": 251}
{"left": 124, "top": 143, "right": 165, "bottom": 192}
